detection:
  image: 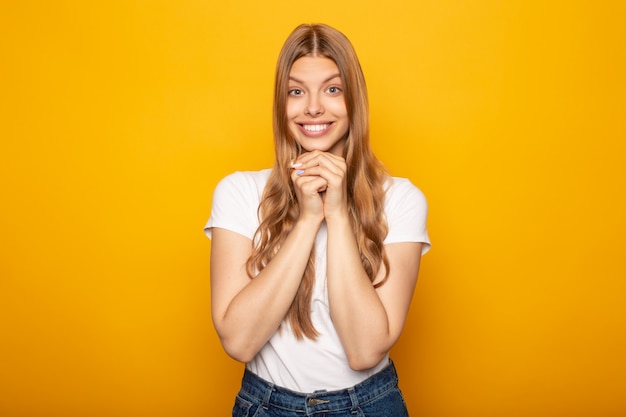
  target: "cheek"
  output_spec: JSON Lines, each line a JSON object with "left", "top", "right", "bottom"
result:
{"left": 328, "top": 100, "right": 348, "bottom": 118}
{"left": 286, "top": 100, "right": 300, "bottom": 119}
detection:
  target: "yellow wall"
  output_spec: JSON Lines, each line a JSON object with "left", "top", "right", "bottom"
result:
{"left": 1, "top": 1, "right": 625, "bottom": 416}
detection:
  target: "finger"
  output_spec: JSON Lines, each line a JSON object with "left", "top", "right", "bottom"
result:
{"left": 293, "top": 153, "right": 346, "bottom": 180}
{"left": 291, "top": 168, "right": 327, "bottom": 191}
{"left": 306, "top": 162, "right": 346, "bottom": 187}
{"left": 294, "top": 176, "right": 327, "bottom": 193}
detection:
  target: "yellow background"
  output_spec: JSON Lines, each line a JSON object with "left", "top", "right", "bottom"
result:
{"left": 1, "top": 1, "right": 625, "bottom": 416}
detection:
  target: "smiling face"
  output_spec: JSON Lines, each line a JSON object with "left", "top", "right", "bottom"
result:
{"left": 286, "top": 56, "right": 349, "bottom": 156}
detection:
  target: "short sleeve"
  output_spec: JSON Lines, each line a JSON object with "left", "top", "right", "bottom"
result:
{"left": 204, "top": 171, "right": 264, "bottom": 240}
{"left": 383, "top": 177, "right": 431, "bottom": 255}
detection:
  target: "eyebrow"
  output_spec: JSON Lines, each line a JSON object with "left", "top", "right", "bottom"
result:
{"left": 288, "top": 73, "right": 342, "bottom": 84}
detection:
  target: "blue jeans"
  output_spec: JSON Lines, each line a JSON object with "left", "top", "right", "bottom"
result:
{"left": 232, "top": 360, "right": 409, "bottom": 417}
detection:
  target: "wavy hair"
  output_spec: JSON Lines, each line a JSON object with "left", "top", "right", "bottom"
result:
{"left": 246, "top": 24, "right": 389, "bottom": 339}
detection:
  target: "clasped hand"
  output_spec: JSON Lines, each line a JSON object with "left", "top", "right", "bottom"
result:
{"left": 290, "top": 150, "right": 348, "bottom": 222}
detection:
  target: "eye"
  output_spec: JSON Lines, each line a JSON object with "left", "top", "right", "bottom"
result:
{"left": 288, "top": 88, "right": 303, "bottom": 96}
{"left": 327, "top": 86, "right": 342, "bottom": 95}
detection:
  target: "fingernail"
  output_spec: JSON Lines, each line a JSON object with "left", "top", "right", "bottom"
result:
{"left": 291, "top": 162, "right": 302, "bottom": 168}
{"left": 296, "top": 170, "right": 304, "bottom": 176}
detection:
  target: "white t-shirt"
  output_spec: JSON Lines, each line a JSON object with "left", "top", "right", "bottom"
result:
{"left": 205, "top": 169, "right": 430, "bottom": 392}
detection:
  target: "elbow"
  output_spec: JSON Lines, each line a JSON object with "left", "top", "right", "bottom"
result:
{"left": 224, "top": 348, "right": 255, "bottom": 364}
{"left": 343, "top": 332, "right": 395, "bottom": 371}
{"left": 213, "top": 319, "right": 259, "bottom": 363}
{"left": 219, "top": 335, "right": 258, "bottom": 364}
{"left": 216, "top": 326, "right": 260, "bottom": 363}
{"left": 346, "top": 351, "right": 387, "bottom": 372}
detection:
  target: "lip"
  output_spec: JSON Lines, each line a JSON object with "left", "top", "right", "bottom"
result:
{"left": 297, "top": 122, "right": 334, "bottom": 137}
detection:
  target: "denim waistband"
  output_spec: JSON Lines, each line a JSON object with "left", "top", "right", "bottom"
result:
{"left": 239, "top": 359, "right": 399, "bottom": 413}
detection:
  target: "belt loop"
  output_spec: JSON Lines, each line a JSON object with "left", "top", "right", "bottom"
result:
{"left": 262, "top": 382, "right": 274, "bottom": 410}
{"left": 348, "top": 387, "right": 359, "bottom": 411}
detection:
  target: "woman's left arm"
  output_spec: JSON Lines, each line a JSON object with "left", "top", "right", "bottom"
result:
{"left": 293, "top": 150, "right": 424, "bottom": 371}
{"left": 326, "top": 216, "right": 423, "bottom": 371}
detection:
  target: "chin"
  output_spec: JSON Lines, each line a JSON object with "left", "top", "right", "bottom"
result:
{"left": 298, "top": 140, "right": 346, "bottom": 156}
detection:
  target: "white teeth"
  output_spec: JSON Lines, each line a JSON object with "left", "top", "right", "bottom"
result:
{"left": 303, "top": 124, "right": 328, "bottom": 132}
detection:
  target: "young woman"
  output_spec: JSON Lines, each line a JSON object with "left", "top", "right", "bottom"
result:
{"left": 205, "top": 23, "right": 430, "bottom": 417}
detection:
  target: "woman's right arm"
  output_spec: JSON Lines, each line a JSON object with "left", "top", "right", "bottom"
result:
{"left": 210, "top": 215, "right": 321, "bottom": 363}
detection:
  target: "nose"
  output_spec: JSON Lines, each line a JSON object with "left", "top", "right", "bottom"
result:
{"left": 305, "top": 94, "right": 324, "bottom": 117}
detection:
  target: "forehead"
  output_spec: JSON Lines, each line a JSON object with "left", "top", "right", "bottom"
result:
{"left": 289, "top": 56, "right": 341, "bottom": 82}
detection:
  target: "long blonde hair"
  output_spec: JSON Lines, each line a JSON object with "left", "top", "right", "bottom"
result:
{"left": 246, "top": 24, "right": 389, "bottom": 339}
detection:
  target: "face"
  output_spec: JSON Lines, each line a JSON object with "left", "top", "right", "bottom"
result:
{"left": 286, "top": 56, "right": 349, "bottom": 156}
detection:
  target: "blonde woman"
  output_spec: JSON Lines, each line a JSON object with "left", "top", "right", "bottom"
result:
{"left": 205, "top": 23, "right": 430, "bottom": 417}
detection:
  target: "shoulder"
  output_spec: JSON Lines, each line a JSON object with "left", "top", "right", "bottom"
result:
{"left": 206, "top": 169, "right": 271, "bottom": 240}
{"left": 382, "top": 176, "right": 431, "bottom": 252}
{"left": 211, "top": 168, "right": 272, "bottom": 210}
{"left": 384, "top": 176, "right": 427, "bottom": 210}
{"left": 217, "top": 169, "right": 272, "bottom": 190}
{"left": 214, "top": 169, "right": 272, "bottom": 199}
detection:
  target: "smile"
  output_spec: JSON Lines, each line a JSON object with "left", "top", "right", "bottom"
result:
{"left": 301, "top": 123, "right": 330, "bottom": 132}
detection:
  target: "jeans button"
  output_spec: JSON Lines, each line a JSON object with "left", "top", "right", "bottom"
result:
{"left": 308, "top": 398, "right": 328, "bottom": 406}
